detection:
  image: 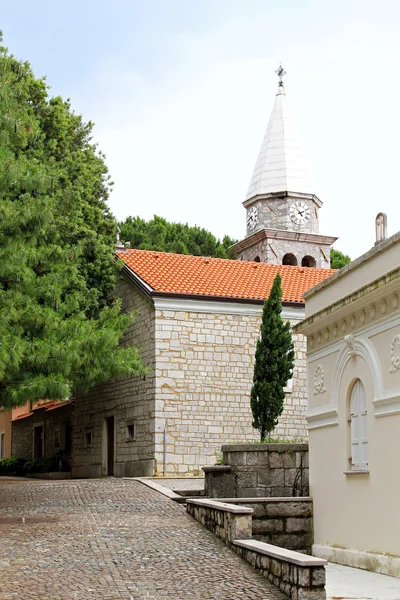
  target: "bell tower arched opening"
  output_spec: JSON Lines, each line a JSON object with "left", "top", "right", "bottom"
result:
{"left": 282, "top": 253, "right": 297, "bottom": 266}
{"left": 302, "top": 255, "right": 316, "bottom": 268}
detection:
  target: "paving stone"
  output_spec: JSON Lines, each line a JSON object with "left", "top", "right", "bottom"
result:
{"left": 0, "top": 478, "right": 286, "bottom": 599}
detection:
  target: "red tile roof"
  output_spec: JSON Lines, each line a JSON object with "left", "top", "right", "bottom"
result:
{"left": 116, "top": 249, "right": 336, "bottom": 304}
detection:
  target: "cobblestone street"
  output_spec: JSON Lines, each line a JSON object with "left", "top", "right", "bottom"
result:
{"left": 0, "top": 478, "right": 286, "bottom": 600}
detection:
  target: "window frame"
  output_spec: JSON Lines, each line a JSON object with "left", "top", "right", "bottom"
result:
{"left": 348, "top": 379, "right": 369, "bottom": 472}
{"left": 125, "top": 421, "right": 136, "bottom": 442}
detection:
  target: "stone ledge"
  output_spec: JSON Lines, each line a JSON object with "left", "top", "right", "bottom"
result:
{"left": 128, "top": 478, "right": 182, "bottom": 501}
{"left": 234, "top": 539, "right": 327, "bottom": 567}
{"left": 202, "top": 465, "right": 232, "bottom": 473}
{"left": 213, "top": 497, "right": 312, "bottom": 503}
{"left": 187, "top": 499, "right": 254, "bottom": 514}
{"left": 222, "top": 444, "right": 309, "bottom": 453}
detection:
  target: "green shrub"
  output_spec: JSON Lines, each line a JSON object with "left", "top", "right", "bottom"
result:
{"left": 0, "top": 457, "right": 27, "bottom": 475}
{"left": 24, "top": 456, "right": 60, "bottom": 474}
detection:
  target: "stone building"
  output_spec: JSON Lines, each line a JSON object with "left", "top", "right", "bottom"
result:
{"left": 295, "top": 224, "right": 400, "bottom": 576}
{"left": 0, "top": 409, "right": 12, "bottom": 459}
{"left": 231, "top": 66, "right": 337, "bottom": 268}
{"left": 10, "top": 400, "right": 74, "bottom": 466}
{"left": 71, "top": 252, "right": 334, "bottom": 478}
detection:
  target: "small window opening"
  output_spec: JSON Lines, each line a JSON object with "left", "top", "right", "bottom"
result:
{"left": 126, "top": 423, "right": 136, "bottom": 440}
{"left": 84, "top": 430, "right": 93, "bottom": 448}
{"left": 301, "top": 255, "right": 316, "bottom": 268}
{"left": 282, "top": 253, "right": 297, "bottom": 266}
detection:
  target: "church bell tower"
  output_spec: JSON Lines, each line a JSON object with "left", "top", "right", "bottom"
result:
{"left": 232, "top": 65, "right": 337, "bottom": 268}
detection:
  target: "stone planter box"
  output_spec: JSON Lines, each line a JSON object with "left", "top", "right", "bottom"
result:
{"left": 204, "top": 443, "right": 309, "bottom": 498}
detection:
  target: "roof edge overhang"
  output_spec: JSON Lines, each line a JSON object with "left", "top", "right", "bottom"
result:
{"left": 231, "top": 228, "right": 338, "bottom": 254}
{"left": 119, "top": 261, "right": 305, "bottom": 309}
{"left": 243, "top": 191, "right": 323, "bottom": 209}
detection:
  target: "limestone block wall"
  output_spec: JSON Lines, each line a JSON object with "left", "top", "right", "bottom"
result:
{"left": 72, "top": 277, "right": 156, "bottom": 478}
{"left": 248, "top": 196, "right": 319, "bottom": 236}
{"left": 154, "top": 304, "right": 308, "bottom": 475}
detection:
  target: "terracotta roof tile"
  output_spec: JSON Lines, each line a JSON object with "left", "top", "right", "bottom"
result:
{"left": 116, "top": 249, "right": 335, "bottom": 303}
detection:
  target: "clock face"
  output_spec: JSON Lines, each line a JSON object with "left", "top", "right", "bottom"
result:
{"left": 290, "top": 201, "right": 311, "bottom": 226}
{"left": 247, "top": 206, "right": 259, "bottom": 231}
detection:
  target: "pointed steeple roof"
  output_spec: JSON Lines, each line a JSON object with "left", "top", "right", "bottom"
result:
{"left": 245, "top": 68, "right": 317, "bottom": 201}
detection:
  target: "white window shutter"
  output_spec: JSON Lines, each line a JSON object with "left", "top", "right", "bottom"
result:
{"left": 360, "top": 382, "right": 368, "bottom": 469}
{"left": 350, "top": 379, "right": 368, "bottom": 471}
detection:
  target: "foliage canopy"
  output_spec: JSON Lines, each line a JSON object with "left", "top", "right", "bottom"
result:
{"left": 119, "top": 215, "right": 237, "bottom": 259}
{"left": 330, "top": 248, "right": 351, "bottom": 270}
{"left": 0, "top": 34, "right": 144, "bottom": 408}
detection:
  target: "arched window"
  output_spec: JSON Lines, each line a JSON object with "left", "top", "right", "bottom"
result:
{"left": 302, "top": 255, "right": 316, "bottom": 268}
{"left": 254, "top": 256, "right": 261, "bottom": 262}
{"left": 350, "top": 379, "right": 368, "bottom": 471}
{"left": 282, "top": 253, "right": 297, "bottom": 266}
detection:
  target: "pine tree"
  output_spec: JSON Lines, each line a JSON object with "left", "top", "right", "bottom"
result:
{"left": 0, "top": 33, "right": 144, "bottom": 408}
{"left": 250, "top": 273, "right": 295, "bottom": 441}
{"left": 119, "top": 215, "right": 237, "bottom": 258}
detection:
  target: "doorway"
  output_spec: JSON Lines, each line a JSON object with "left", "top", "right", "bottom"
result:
{"left": 106, "top": 416, "right": 114, "bottom": 476}
{"left": 33, "top": 425, "right": 44, "bottom": 459}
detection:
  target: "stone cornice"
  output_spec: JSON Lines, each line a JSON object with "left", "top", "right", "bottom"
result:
{"left": 243, "top": 191, "right": 323, "bottom": 209}
{"left": 231, "top": 228, "right": 337, "bottom": 254}
{"left": 295, "top": 267, "right": 400, "bottom": 337}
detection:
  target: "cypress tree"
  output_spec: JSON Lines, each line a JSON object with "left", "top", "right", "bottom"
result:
{"left": 250, "top": 273, "right": 295, "bottom": 441}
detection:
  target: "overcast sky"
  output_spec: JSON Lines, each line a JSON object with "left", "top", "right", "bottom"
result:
{"left": 3, "top": 0, "right": 400, "bottom": 259}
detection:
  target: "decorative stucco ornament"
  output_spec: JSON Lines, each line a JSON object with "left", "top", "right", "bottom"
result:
{"left": 313, "top": 364, "right": 327, "bottom": 395}
{"left": 389, "top": 335, "right": 400, "bottom": 374}
{"left": 344, "top": 334, "right": 356, "bottom": 357}
{"left": 360, "top": 310, "right": 366, "bottom": 324}
{"left": 309, "top": 336, "right": 314, "bottom": 349}
{"left": 341, "top": 320, "right": 347, "bottom": 333}
{"left": 350, "top": 315, "right": 356, "bottom": 329}
{"left": 370, "top": 304, "right": 376, "bottom": 319}
{"left": 332, "top": 324, "right": 338, "bottom": 338}
{"left": 317, "top": 332, "right": 322, "bottom": 344}
{"left": 392, "top": 294, "right": 398, "bottom": 310}
{"left": 380, "top": 299, "right": 387, "bottom": 315}
{"left": 324, "top": 328, "right": 329, "bottom": 341}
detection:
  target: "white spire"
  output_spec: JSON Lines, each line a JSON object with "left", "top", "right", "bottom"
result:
{"left": 245, "top": 66, "right": 317, "bottom": 201}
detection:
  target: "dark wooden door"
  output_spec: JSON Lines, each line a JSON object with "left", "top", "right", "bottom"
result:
{"left": 34, "top": 426, "right": 44, "bottom": 459}
{"left": 107, "top": 417, "right": 114, "bottom": 476}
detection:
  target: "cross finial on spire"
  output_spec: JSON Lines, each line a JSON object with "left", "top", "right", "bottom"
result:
{"left": 275, "top": 63, "right": 286, "bottom": 85}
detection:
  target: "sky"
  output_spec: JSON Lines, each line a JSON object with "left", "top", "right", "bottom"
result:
{"left": 3, "top": 0, "right": 400, "bottom": 259}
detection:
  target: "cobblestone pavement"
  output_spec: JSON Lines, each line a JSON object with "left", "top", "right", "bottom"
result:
{"left": 0, "top": 478, "right": 286, "bottom": 600}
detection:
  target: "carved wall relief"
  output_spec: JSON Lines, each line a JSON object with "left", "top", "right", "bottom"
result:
{"left": 313, "top": 364, "right": 327, "bottom": 395}
{"left": 389, "top": 335, "right": 400, "bottom": 374}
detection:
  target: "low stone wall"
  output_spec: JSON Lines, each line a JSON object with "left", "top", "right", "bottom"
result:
{"left": 187, "top": 499, "right": 253, "bottom": 543}
{"left": 187, "top": 499, "right": 326, "bottom": 600}
{"left": 216, "top": 498, "right": 313, "bottom": 554}
{"left": 204, "top": 444, "right": 309, "bottom": 498}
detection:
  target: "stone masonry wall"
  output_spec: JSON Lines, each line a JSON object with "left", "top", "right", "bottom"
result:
{"left": 72, "top": 277, "right": 156, "bottom": 478}
{"left": 154, "top": 307, "right": 308, "bottom": 475}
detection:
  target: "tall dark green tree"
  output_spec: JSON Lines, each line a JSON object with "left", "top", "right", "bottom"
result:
{"left": 120, "top": 215, "right": 237, "bottom": 259}
{"left": 250, "top": 273, "right": 295, "bottom": 440}
{"left": 0, "top": 34, "right": 144, "bottom": 408}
